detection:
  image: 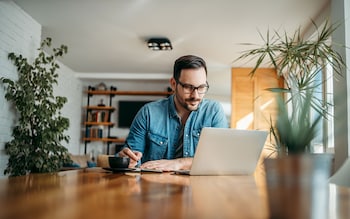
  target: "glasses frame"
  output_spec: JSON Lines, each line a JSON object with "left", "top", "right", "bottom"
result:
{"left": 176, "top": 80, "right": 209, "bottom": 94}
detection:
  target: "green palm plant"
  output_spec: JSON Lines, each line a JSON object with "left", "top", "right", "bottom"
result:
{"left": 236, "top": 20, "right": 346, "bottom": 156}
{"left": 271, "top": 90, "right": 322, "bottom": 155}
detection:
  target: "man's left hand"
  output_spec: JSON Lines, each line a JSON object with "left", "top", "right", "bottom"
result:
{"left": 140, "top": 158, "right": 192, "bottom": 171}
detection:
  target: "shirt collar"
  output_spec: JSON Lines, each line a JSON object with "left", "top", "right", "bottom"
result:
{"left": 168, "top": 95, "right": 178, "bottom": 118}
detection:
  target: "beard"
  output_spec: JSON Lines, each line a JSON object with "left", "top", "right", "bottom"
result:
{"left": 175, "top": 93, "right": 201, "bottom": 112}
{"left": 184, "top": 97, "right": 201, "bottom": 111}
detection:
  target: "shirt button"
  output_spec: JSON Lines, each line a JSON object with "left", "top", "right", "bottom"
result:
{"left": 160, "top": 141, "right": 163, "bottom": 145}
{"left": 184, "top": 152, "right": 189, "bottom": 156}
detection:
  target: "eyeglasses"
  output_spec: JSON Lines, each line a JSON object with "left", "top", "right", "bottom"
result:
{"left": 176, "top": 80, "right": 209, "bottom": 94}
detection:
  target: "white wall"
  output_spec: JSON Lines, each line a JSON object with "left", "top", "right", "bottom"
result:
{"left": 54, "top": 64, "right": 83, "bottom": 154}
{"left": 0, "top": 1, "right": 41, "bottom": 178}
{"left": 0, "top": 1, "right": 82, "bottom": 177}
{"left": 332, "top": 0, "right": 350, "bottom": 170}
{"left": 206, "top": 67, "right": 232, "bottom": 118}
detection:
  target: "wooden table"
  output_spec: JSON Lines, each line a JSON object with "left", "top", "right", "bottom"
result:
{"left": 0, "top": 168, "right": 349, "bottom": 219}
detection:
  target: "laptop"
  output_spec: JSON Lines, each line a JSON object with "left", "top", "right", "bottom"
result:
{"left": 174, "top": 127, "right": 268, "bottom": 175}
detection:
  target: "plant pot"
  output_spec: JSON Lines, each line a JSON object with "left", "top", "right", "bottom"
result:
{"left": 264, "top": 154, "right": 332, "bottom": 219}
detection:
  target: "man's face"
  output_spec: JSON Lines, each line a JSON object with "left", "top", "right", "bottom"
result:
{"left": 171, "top": 67, "right": 208, "bottom": 112}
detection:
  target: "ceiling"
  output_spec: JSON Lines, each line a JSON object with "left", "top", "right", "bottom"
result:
{"left": 14, "top": 0, "right": 330, "bottom": 77}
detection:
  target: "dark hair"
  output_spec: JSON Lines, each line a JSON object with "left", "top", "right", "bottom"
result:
{"left": 173, "top": 55, "right": 207, "bottom": 81}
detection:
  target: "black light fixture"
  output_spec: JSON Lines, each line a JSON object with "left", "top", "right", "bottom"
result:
{"left": 147, "top": 38, "right": 172, "bottom": 51}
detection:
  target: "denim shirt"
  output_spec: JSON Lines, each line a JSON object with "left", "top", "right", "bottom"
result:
{"left": 124, "top": 95, "right": 228, "bottom": 163}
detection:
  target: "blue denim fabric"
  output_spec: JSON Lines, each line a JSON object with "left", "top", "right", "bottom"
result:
{"left": 124, "top": 95, "right": 228, "bottom": 163}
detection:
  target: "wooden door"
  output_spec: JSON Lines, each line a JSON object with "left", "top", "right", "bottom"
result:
{"left": 231, "top": 68, "right": 284, "bottom": 177}
{"left": 231, "top": 68, "right": 284, "bottom": 130}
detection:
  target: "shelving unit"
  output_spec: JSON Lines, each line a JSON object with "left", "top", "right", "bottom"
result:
{"left": 83, "top": 86, "right": 117, "bottom": 154}
{"left": 83, "top": 85, "right": 172, "bottom": 155}
{"left": 86, "top": 90, "right": 172, "bottom": 96}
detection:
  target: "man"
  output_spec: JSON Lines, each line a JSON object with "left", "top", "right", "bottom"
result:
{"left": 118, "top": 55, "right": 228, "bottom": 171}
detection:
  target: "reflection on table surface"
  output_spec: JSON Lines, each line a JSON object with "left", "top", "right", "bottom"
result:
{"left": 0, "top": 168, "right": 349, "bottom": 219}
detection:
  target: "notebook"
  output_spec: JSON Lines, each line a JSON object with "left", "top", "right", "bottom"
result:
{"left": 174, "top": 127, "right": 268, "bottom": 175}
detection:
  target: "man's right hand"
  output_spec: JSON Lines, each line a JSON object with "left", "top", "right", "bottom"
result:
{"left": 118, "top": 147, "right": 142, "bottom": 168}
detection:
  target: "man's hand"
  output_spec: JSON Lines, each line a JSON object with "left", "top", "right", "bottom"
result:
{"left": 140, "top": 158, "right": 193, "bottom": 171}
{"left": 118, "top": 147, "right": 142, "bottom": 168}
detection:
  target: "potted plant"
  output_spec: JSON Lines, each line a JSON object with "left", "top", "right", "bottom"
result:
{"left": 1, "top": 37, "right": 71, "bottom": 176}
{"left": 236, "top": 21, "right": 346, "bottom": 219}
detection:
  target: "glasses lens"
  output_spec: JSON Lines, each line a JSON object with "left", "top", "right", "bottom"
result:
{"left": 183, "top": 84, "right": 194, "bottom": 93}
{"left": 197, "top": 85, "right": 208, "bottom": 94}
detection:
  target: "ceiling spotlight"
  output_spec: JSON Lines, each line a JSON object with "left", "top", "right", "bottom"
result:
{"left": 147, "top": 38, "right": 172, "bottom": 51}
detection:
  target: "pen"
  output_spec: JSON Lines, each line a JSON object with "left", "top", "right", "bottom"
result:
{"left": 125, "top": 142, "right": 141, "bottom": 167}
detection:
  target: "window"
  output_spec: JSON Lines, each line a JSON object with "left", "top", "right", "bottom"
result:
{"left": 310, "top": 63, "right": 334, "bottom": 153}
